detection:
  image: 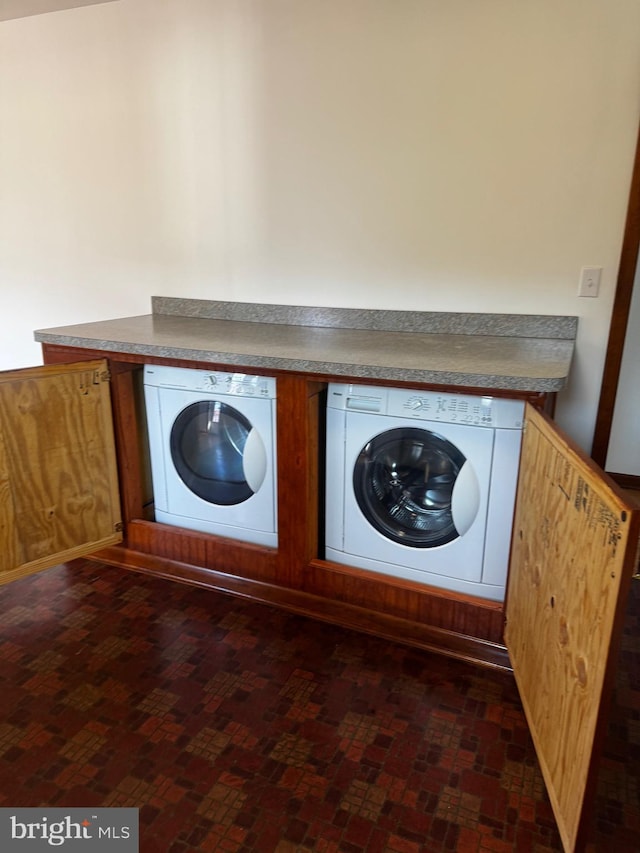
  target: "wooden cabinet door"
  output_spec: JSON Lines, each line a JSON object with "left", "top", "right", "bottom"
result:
{"left": 505, "top": 404, "right": 640, "bottom": 852}
{"left": 0, "top": 359, "right": 122, "bottom": 585}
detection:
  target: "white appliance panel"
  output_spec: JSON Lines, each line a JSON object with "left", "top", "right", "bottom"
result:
{"left": 325, "top": 382, "right": 524, "bottom": 601}
{"left": 144, "top": 366, "right": 278, "bottom": 547}
{"left": 481, "top": 427, "right": 523, "bottom": 586}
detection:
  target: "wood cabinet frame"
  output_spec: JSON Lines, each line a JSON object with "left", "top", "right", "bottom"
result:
{"left": 40, "top": 343, "right": 555, "bottom": 670}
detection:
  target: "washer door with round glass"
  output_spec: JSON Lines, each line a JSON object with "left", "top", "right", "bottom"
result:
{"left": 170, "top": 400, "right": 267, "bottom": 506}
{"left": 353, "top": 426, "right": 480, "bottom": 549}
{"left": 342, "top": 412, "right": 494, "bottom": 583}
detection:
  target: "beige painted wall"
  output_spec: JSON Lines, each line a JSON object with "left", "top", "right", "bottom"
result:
{"left": 0, "top": 0, "right": 118, "bottom": 22}
{"left": 1, "top": 0, "right": 639, "bottom": 450}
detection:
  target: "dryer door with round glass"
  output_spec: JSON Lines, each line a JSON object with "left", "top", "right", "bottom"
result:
{"left": 170, "top": 400, "right": 267, "bottom": 507}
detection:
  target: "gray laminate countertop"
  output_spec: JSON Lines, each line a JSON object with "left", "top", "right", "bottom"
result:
{"left": 34, "top": 298, "right": 577, "bottom": 392}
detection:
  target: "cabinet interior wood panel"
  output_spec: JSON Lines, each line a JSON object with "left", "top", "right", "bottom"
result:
{"left": 505, "top": 404, "right": 640, "bottom": 852}
{"left": 0, "top": 424, "right": 21, "bottom": 570}
{"left": 0, "top": 360, "right": 122, "bottom": 584}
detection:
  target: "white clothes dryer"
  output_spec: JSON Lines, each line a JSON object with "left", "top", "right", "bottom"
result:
{"left": 144, "top": 365, "right": 277, "bottom": 547}
{"left": 325, "top": 383, "right": 524, "bottom": 600}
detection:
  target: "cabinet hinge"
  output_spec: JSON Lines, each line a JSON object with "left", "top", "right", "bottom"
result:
{"left": 115, "top": 521, "right": 124, "bottom": 533}
{"left": 93, "top": 368, "right": 111, "bottom": 384}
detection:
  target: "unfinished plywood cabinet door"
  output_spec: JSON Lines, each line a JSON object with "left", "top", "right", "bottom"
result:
{"left": 505, "top": 404, "right": 640, "bottom": 853}
{"left": 0, "top": 359, "right": 122, "bottom": 585}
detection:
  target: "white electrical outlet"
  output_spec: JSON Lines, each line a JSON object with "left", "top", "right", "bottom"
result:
{"left": 578, "top": 266, "right": 602, "bottom": 298}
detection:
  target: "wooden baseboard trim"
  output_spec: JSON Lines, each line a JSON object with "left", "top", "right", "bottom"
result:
{"left": 89, "top": 546, "right": 512, "bottom": 673}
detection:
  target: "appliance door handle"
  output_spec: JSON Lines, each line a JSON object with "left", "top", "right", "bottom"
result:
{"left": 242, "top": 428, "right": 268, "bottom": 494}
{"left": 451, "top": 460, "right": 480, "bottom": 536}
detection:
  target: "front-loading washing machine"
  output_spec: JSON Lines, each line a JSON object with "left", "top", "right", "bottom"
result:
{"left": 325, "top": 383, "right": 524, "bottom": 600}
{"left": 144, "top": 365, "right": 277, "bottom": 547}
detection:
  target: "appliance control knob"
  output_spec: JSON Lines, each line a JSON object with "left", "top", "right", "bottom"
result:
{"left": 208, "top": 375, "right": 218, "bottom": 385}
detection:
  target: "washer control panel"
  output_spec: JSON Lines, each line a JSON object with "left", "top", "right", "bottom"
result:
{"left": 389, "top": 388, "right": 524, "bottom": 429}
{"left": 400, "top": 392, "right": 494, "bottom": 424}
{"left": 328, "top": 383, "right": 524, "bottom": 430}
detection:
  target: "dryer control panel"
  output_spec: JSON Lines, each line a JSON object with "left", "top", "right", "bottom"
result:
{"left": 144, "top": 365, "right": 277, "bottom": 399}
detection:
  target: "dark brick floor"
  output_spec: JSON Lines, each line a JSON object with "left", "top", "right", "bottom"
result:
{"left": 0, "top": 560, "right": 637, "bottom": 852}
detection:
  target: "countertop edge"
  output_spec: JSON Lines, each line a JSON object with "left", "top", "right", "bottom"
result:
{"left": 34, "top": 331, "right": 569, "bottom": 392}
